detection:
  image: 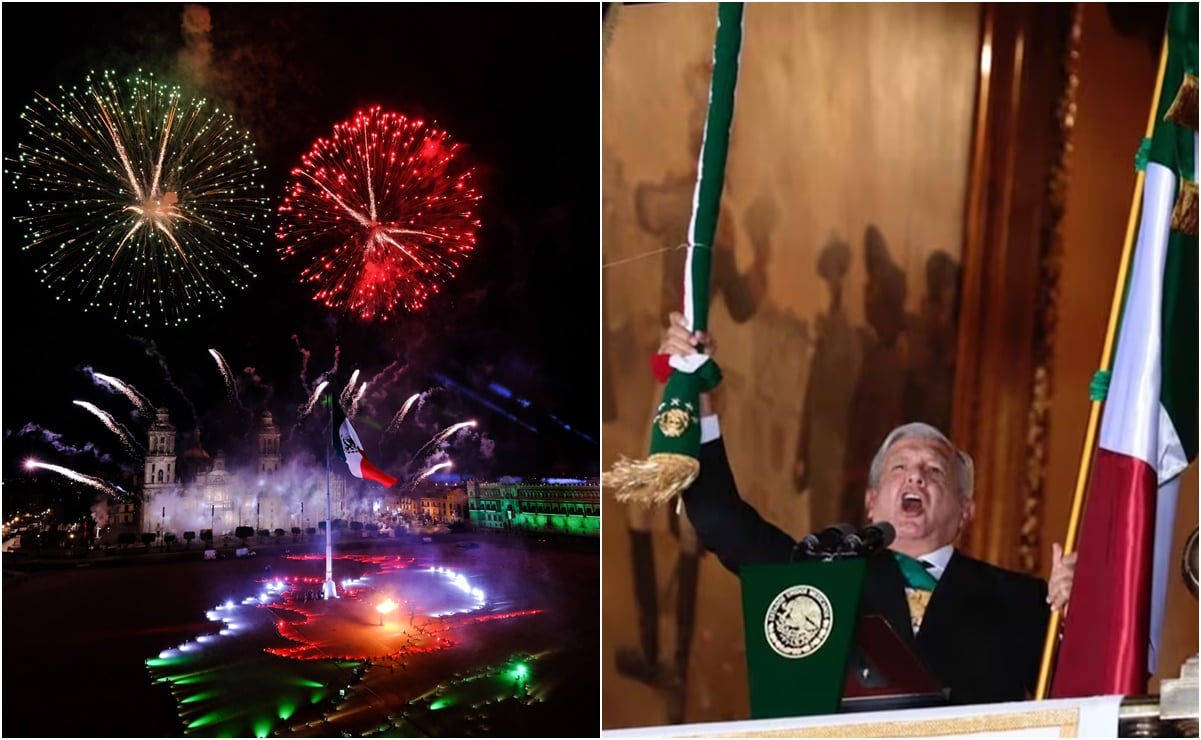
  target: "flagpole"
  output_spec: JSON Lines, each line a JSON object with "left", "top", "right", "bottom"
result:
{"left": 323, "top": 386, "right": 338, "bottom": 600}
{"left": 1034, "top": 37, "right": 1170, "bottom": 700}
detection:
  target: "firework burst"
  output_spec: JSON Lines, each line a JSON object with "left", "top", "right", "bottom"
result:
{"left": 276, "top": 106, "right": 482, "bottom": 322}
{"left": 8, "top": 70, "right": 269, "bottom": 328}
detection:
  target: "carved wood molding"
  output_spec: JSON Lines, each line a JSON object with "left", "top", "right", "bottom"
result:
{"left": 951, "top": 3, "right": 1075, "bottom": 571}
{"left": 1019, "top": 4, "right": 1082, "bottom": 575}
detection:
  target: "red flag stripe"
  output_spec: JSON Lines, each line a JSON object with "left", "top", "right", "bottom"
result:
{"left": 1051, "top": 449, "right": 1156, "bottom": 696}
{"left": 358, "top": 455, "right": 398, "bottom": 489}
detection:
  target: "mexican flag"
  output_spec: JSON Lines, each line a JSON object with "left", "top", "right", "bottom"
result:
{"left": 1052, "top": 2, "right": 1197, "bottom": 697}
{"left": 332, "top": 402, "right": 398, "bottom": 489}
{"left": 603, "top": 2, "right": 742, "bottom": 505}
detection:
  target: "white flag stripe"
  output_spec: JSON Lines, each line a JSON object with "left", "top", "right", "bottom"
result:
{"left": 668, "top": 353, "right": 713, "bottom": 374}
{"left": 683, "top": 51, "right": 709, "bottom": 334}
{"left": 1097, "top": 163, "right": 1175, "bottom": 465}
{"left": 684, "top": 10, "right": 716, "bottom": 334}
{"left": 1158, "top": 405, "right": 1189, "bottom": 484}
{"left": 1148, "top": 475, "right": 1182, "bottom": 672}
{"left": 339, "top": 419, "right": 367, "bottom": 479}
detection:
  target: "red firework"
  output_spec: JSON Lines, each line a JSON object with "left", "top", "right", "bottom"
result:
{"left": 277, "top": 106, "right": 482, "bottom": 321}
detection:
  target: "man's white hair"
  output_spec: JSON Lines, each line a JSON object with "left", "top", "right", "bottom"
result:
{"left": 867, "top": 422, "right": 974, "bottom": 499}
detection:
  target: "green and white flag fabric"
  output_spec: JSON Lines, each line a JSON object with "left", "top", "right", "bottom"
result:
{"left": 605, "top": 2, "right": 743, "bottom": 504}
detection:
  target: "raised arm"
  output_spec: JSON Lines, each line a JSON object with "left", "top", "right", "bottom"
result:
{"left": 684, "top": 432, "right": 798, "bottom": 573}
{"left": 657, "top": 311, "right": 797, "bottom": 573}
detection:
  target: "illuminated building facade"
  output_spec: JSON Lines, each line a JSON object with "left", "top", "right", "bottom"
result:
{"left": 442, "top": 488, "right": 468, "bottom": 522}
{"left": 424, "top": 488, "right": 468, "bottom": 523}
{"left": 131, "top": 407, "right": 594, "bottom": 541}
{"left": 465, "top": 479, "right": 599, "bottom": 537}
{"left": 397, "top": 494, "right": 419, "bottom": 519}
{"left": 394, "top": 486, "right": 468, "bottom": 525}
{"left": 134, "top": 410, "right": 361, "bottom": 539}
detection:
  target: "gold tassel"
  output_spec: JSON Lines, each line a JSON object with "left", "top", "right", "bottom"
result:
{"left": 1164, "top": 73, "right": 1198, "bottom": 131}
{"left": 1171, "top": 179, "right": 1198, "bottom": 236}
{"left": 602, "top": 453, "right": 700, "bottom": 505}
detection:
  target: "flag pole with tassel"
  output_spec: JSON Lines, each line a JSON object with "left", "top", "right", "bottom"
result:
{"left": 1033, "top": 33, "right": 1173, "bottom": 700}
{"left": 604, "top": 2, "right": 744, "bottom": 505}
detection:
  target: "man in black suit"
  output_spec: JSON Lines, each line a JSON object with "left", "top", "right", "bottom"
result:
{"left": 659, "top": 312, "right": 1076, "bottom": 706}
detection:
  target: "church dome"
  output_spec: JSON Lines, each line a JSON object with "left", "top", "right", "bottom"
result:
{"left": 183, "top": 445, "right": 210, "bottom": 461}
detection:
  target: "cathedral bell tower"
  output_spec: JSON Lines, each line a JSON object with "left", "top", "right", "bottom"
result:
{"left": 138, "top": 407, "right": 177, "bottom": 534}
{"left": 144, "top": 407, "right": 177, "bottom": 490}
{"left": 258, "top": 411, "right": 281, "bottom": 475}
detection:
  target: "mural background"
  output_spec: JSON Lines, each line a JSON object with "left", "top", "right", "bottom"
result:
{"left": 602, "top": 3, "right": 980, "bottom": 728}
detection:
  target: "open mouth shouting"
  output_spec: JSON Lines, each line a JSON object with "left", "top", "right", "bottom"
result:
{"left": 900, "top": 491, "right": 925, "bottom": 516}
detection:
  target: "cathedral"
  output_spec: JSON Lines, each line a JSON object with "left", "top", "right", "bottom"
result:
{"left": 137, "top": 408, "right": 351, "bottom": 539}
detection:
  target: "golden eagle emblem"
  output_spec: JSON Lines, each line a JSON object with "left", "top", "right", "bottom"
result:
{"left": 655, "top": 407, "right": 691, "bottom": 438}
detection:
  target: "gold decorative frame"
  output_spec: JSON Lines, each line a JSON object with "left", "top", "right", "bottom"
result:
{"left": 1018, "top": 4, "right": 1083, "bottom": 574}
{"left": 951, "top": 3, "right": 1077, "bottom": 571}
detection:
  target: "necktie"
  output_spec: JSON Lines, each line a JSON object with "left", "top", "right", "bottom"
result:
{"left": 893, "top": 551, "right": 937, "bottom": 633}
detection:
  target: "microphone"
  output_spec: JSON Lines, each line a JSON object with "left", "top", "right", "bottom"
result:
{"left": 792, "top": 523, "right": 856, "bottom": 560}
{"left": 843, "top": 522, "right": 896, "bottom": 556}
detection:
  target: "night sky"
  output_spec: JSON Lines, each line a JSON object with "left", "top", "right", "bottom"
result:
{"left": 2, "top": 3, "right": 600, "bottom": 510}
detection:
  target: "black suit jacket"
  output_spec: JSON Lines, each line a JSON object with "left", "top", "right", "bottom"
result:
{"left": 683, "top": 437, "right": 1051, "bottom": 706}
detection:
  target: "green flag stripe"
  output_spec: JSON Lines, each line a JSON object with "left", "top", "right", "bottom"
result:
{"left": 1151, "top": 2, "right": 1197, "bottom": 464}
{"left": 1147, "top": 3, "right": 1196, "bottom": 179}
{"left": 685, "top": 2, "right": 743, "bottom": 333}
{"left": 1162, "top": 229, "right": 1198, "bottom": 462}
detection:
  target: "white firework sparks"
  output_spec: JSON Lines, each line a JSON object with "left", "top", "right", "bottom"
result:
{"left": 25, "top": 459, "right": 126, "bottom": 496}
{"left": 91, "top": 372, "right": 154, "bottom": 416}
{"left": 350, "top": 381, "right": 368, "bottom": 416}
{"left": 386, "top": 392, "right": 422, "bottom": 434}
{"left": 301, "top": 380, "right": 329, "bottom": 418}
{"left": 411, "top": 419, "right": 477, "bottom": 463}
{"left": 433, "top": 420, "right": 477, "bottom": 446}
{"left": 340, "top": 369, "right": 360, "bottom": 409}
{"left": 208, "top": 348, "right": 239, "bottom": 403}
{"left": 73, "top": 400, "right": 142, "bottom": 454}
{"left": 414, "top": 460, "right": 452, "bottom": 484}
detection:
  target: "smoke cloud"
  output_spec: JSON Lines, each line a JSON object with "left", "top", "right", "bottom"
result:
{"left": 9, "top": 424, "right": 117, "bottom": 466}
